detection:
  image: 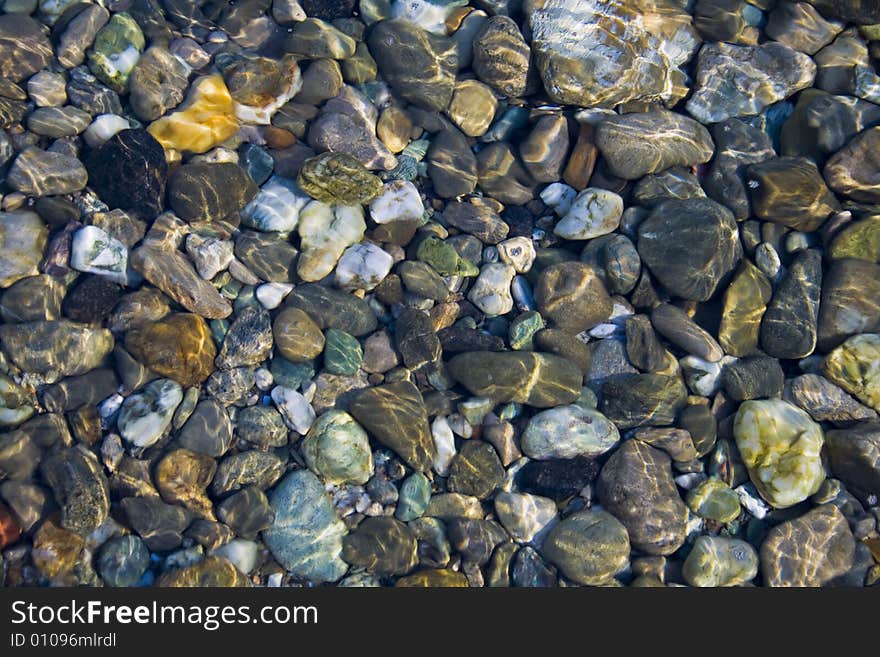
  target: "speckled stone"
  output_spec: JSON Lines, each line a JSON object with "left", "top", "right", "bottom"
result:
{"left": 597, "top": 440, "right": 688, "bottom": 556}
{"left": 40, "top": 446, "right": 109, "bottom": 535}
{"left": 471, "top": 15, "right": 534, "bottom": 98}
{"left": 448, "top": 351, "right": 582, "bottom": 408}
{"left": 760, "top": 504, "right": 855, "bottom": 586}
{"left": 595, "top": 110, "right": 714, "bottom": 180}
{"left": 823, "top": 333, "right": 880, "bottom": 412}
{"left": 297, "top": 152, "right": 383, "bottom": 205}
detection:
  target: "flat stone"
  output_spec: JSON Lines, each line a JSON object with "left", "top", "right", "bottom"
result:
{"left": 27, "top": 106, "right": 91, "bottom": 137}
{"left": 760, "top": 504, "right": 855, "bottom": 586}
{"left": 597, "top": 440, "right": 688, "bottom": 556}
{"left": 765, "top": 1, "right": 843, "bottom": 54}
{"left": 0, "top": 211, "right": 48, "bottom": 288}
{"left": 733, "top": 399, "right": 825, "bottom": 508}
{"left": 595, "top": 110, "right": 714, "bottom": 180}
{"left": 686, "top": 42, "right": 816, "bottom": 123}
{"left": 427, "top": 128, "right": 478, "bottom": 198}
{"left": 41, "top": 446, "right": 109, "bottom": 535}
{"left": 178, "top": 400, "right": 233, "bottom": 458}
{"left": 824, "top": 126, "right": 880, "bottom": 203}
{"left": 746, "top": 157, "right": 838, "bottom": 231}
{"left": 637, "top": 198, "right": 741, "bottom": 302}
{"left": 129, "top": 45, "right": 190, "bottom": 121}
{"left": 0, "top": 15, "right": 52, "bottom": 81}
{"left": 760, "top": 249, "right": 822, "bottom": 359}
{"left": 155, "top": 448, "right": 217, "bottom": 520}
{"left": 0, "top": 320, "right": 114, "bottom": 377}
{"left": 168, "top": 163, "right": 258, "bottom": 224}
{"left": 125, "top": 313, "right": 217, "bottom": 387}
{"left": 535, "top": 261, "right": 612, "bottom": 334}
{"left": 285, "top": 17, "right": 356, "bottom": 59}
{"left": 719, "top": 261, "right": 773, "bottom": 357}
{"left": 541, "top": 509, "right": 629, "bottom": 585}
{"left": 448, "top": 351, "right": 582, "bottom": 408}
{"left": 650, "top": 303, "right": 723, "bottom": 362}
{"left": 349, "top": 381, "right": 435, "bottom": 472}
{"left": 686, "top": 478, "right": 741, "bottom": 523}
{"left": 520, "top": 114, "right": 568, "bottom": 183}
{"left": 156, "top": 556, "right": 250, "bottom": 587}
{"left": 287, "top": 283, "right": 378, "bottom": 336}
{"left": 446, "top": 79, "right": 497, "bottom": 138}
{"left": 447, "top": 440, "right": 505, "bottom": 499}
{"left": 599, "top": 374, "right": 688, "bottom": 430}
{"left": 234, "top": 231, "right": 298, "bottom": 282}
{"left": 7, "top": 148, "right": 88, "bottom": 197}
{"left": 342, "top": 516, "right": 418, "bottom": 576}
{"left": 823, "top": 333, "right": 880, "bottom": 412}
{"left": 273, "top": 306, "right": 324, "bottom": 362}
{"left": 788, "top": 373, "right": 878, "bottom": 423}
{"left": 264, "top": 469, "right": 349, "bottom": 583}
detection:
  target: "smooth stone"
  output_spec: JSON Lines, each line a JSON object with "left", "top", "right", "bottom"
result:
{"left": 468, "top": 263, "right": 515, "bottom": 317}
{"left": 70, "top": 225, "right": 128, "bottom": 285}
{"left": 476, "top": 142, "right": 536, "bottom": 205}
{"left": 522, "top": 404, "right": 619, "bottom": 460}
{"left": 0, "top": 275, "right": 64, "bottom": 323}
{"left": 221, "top": 53, "right": 302, "bottom": 125}
{"left": 471, "top": 15, "right": 533, "bottom": 97}
{"left": 395, "top": 472, "right": 431, "bottom": 522}
{"left": 342, "top": 516, "right": 417, "bottom": 576}
{"left": 527, "top": 0, "right": 695, "bottom": 107}
{"left": 733, "top": 399, "right": 825, "bottom": 508}
{"left": 85, "top": 129, "right": 167, "bottom": 219}
{"left": 156, "top": 557, "right": 250, "bottom": 588}
{"left": 87, "top": 12, "right": 144, "bottom": 92}
{"left": 746, "top": 157, "right": 838, "bottom": 231}
{"left": 234, "top": 231, "right": 298, "bottom": 282}
{"left": 632, "top": 167, "right": 706, "bottom": 207}
{"left": 129, "top": 45, "right": 189, "bottom": 122}
{"left": 686, "top": 478, "right": 741, "bottom": 523}
{"left": 760, "top": 504, "right": 855, "bottom": 586}
{"left": 448, "top": 351, "right": 582, "bottom": 408}
{"left": 368, "top": 19, "right": 456, "bottom": 111}
{"left": 705, "top": 118, "right": 776, "bottom": 220}
{"left": 650, "top": 304, "right": 723, "bottom": 362}
{"left": 766, "top": 2, "right": 843, "bottom": 54}
{"left": 285, "top": 17, "right": 356, "bottom": 58}
{"left": 7, "top": 148, "right": 88, "bottom": 196}
{"left": 446, "top": 79, "right": 497, "bottom": 138}
{"left": 155, "top": 448, "right": 216, "bottom": 520}
{"left": 370, "top": 180, "right": 424, "bottom": 225}
{"left": 147, "top": 74, "right": 239, "bottom": 155}
{"left": 416, "top": 236, "right": 479, "bottom": 277}
{"left": 287, "top": 283, "right": 378, "bottom": 336}
{"left": 446, "top": 440, "right": 505, "bottom": 499}
{"left": 396, "top": 569, "right": 468, "bottom": 587}
{"left": 597, "top": 440, "right": 688, "bottom": 556}
{"left": 686, "top": 42, "right": 816, "bottom": 123}
{"left": 398, "top": 261, "right": 449, "bottom": 301}
{"left": 323, "top": 328, "right": 364, "bottom": 376}
{"left": 335, "top": 242, "right": 393, "bottom": 291}
{"left": 0, "top": 211, "right": 48, "bottom": 288}
{"left": 443, "top": 201, "right": 509, "bottom": 244}
{"left": 541, "top": 509, "right": 630, "bottom": 585}
{"left": 719, "top": 261, "right": 773, "bottom": 357}
{"left": 683, "top": 535, "right": 758, "bottom": 587}
{"left": 554, "top": 188, "right": 623, "bottom": 240}
{"left": 97, "top": 535, "right": 150, "bottom": 587}
{"left": 264, "top": 470, "right": 348, "bottom": 583}
{"left": 599, "top": 374, "right": 688, "bottom": 429}
{"left": 808, "top": 0, "right": 880, "bottom": 24}
{"left": 0, "top": 320, "right": 113, "bottom": 377}
{"left": 0, "top": 15, "right": 52, "bottom": 81}
{"left": 211, "top": 451, "right": 286, "bottom": 497}
{"left": 40, "top": 446, "right": 109, "bottom": 535}
{"left": 427, "top": 128, "right": 478, "bottom": 198}
{"left": 823, "top": 333, "right": 880, "bottom": 412}
{"left": 120, "top": 496, "right": 189, "bottom": 551}
{"left": 509, "top": 311, "right": 544, "bottom": 351}
{"left": 632, "top": 426, "right": 698, "bottom": 462}
{"left": 788, "top": 373, "right": 878, "bottom": 423}
{"left": 624, "top": 314, "right": 666, "bottom": 372}
{"left": 447, "top": 518, "right": 507, "bottom": 565}
{"left": 595, "top": 110, "right": 714, "bottom": 180}
{"left": 535, "top": 261, "right": 612, "bottom": 333}
{"left": 62, "top": 275, "right": 121, "bottom": 324}
{"left": 721, "top": 356, "right": 785, "bottom": 401}
{"left": 125, "top": 313, "right": 216, "bottom": 387}
{"left": 273, "top": 306, "right": 325, "bottom": 363}
{"left": 27, "top": 106, "right": 91, "bottom": 137}
{"left": 297, "top": 153, "right": 382, "bottom": 208}
{"left": 520, "top": 114, "right": 568, "bottom": 183}
{"left": 216, "top": 487, "right": 275, "bottom": 538}
{"left": 828, "top": 215, "right": 880, "bottom": 262}
{"left": 349, "top": 380, "right": 435, "bottom": 472}
{"left": 494, "top": 492, "right": 557, "bottom": 544}
{"left": 395, "top": 308, "right": 441, "bottom": 370}
{"left": 637, "top": 198, "right": 741, "bottom": 302}
{"left": 760, "top": 249, "right": 822, "bottom": 359}
{"left": 497, "top": 237, "right": 536, "bottom": 274}
{"left": 27, "top": 70, "right": 67, "bottom": 107}
{"left": 376, "top": 106, "right": 412, "bottom": 154}
{"left": 117, "top": 379, "right": 183, "bottom": 450}
{"left": 186, "top": 234, "right": 234, "bottom": 280}
{"left": 177, "top": 400, "right": 232, "bottom": 458}
{"left": 168, "top": 163, "right": 258, "bottom": 224}
{"left": 824, "top": 126, "right": 880, "bottom": 203}
{"left": 825, "top": 421, "right": 880, "bottom": 497}
{"left": 271, "top": 386, "right": 316, "bottom": 434}
{"left": 31, "top": 520, "right": 83, "bottom": 579}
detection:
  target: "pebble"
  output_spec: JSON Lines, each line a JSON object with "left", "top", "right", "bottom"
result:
{"left": 686, "top": 478, "right": 741, "bottom": 524}
{"left": 41, "top": 445, "right": 110, "bottom": 535}
{"left": 447, "top": 440, "right": 505, "bottom": 499}
{"left": 535, "top": 261, "right": 612, "bottom": 334}
{"left": 70, "top": 225, "right": 128, "bottom": 285}
{"left": 0, "top": 15, "right": 52, "bottom": 81}
{"left": 825, "top": 422, "right": 880, "bottom": 497}
{"left": 760, "top": 248, "right": 822, "bottom": 359}
{"left": 823, "top": 333, "right": 880, "bottom": 412}
{"left": 541, "top": 510, "right": 630, "bottom": 586}
{"left": 746, "top": 156, "right": 838, "bottom": 231}
{"left": 600, "top": 374, "right": 687, "bottom": 430}
{"left": 395, "top": 472, "right": 431, "bottom": 522}
{"left": 824, "top": 126, "right": 880, "bottom": 203}
{"left": 83, "top": 114, "right": 131, "bottom": 148}
{"left": 682, "top": 535, "right": 758, "bottom": 587}
{"left": 446, "top": 79, "right": 498, "bottom": 137}
{"left": 97, "top": 535, "right": 150, "bottom": 587}
{"left": 650, "top": 303, "right": 723, "bottom": 362}
{"left": 733, "top": 399, "right": 825, "bottom": 508}
{"left": 168, "top": 163, "right": 258, "bottom": 225}
{"left": 494, "top": 492, "right": 557, "bottom": 544}
{"left": 0, "top": 211, "right": 48, "bottom": 288}
{"left": 0, "top": 320, "right": 114, "bottom": 377}
{"left": 7, "top": 148, "right": 88, "bottom": 197}
{"left": 124, "top": 313, "right": 217, "bottom": 387}
{"left": 521, "top": 404, "right": 619, "bottom": 460}
{"left": 788, "top": 373, "right": 878, "bottom": 423}
{"left": 271, "top": 386, "right": 316, "bottom": 435}
{"left": 342, "top": 516, "right": 418, "bottom": 576}
{"left": 129, "top": 45, "right": 189, "bottom": 122}
{"left": 369, "top": 180, "right": 424, "bottom": 224}
{"left": 117, "top": 379, "right": 183, "bottom": 450}
{"left": 721, "top": 356, "right": 785, "bottom": 401}
{"left": 335, "top": 242, "right": 394, "bottom": 291}
{"left": 241, "top": 175, "right": 311, "bottom": 233}
{"left": 87, "top": 12, "right": 144, "bottom": 93}
{"left": 468, "top": 263, "right": 515, "bottom": 316}
{"left": 553, "top": 188, "right": 623, "bottom": 240}
{"left": 719, "top": 261, "right": 773, "bottom": 356}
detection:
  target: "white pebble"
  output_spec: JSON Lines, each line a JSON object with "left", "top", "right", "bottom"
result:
{"left": 540, "top": 182, "right": 577, "bottom": 216}
{"left": 334, "top": 242, "right": 394, "bottom": 291}
{"left": 185, "top": 233, "right": 233, "bottom": 280}
{"left": 241, "top": 175, "right": 310, "bottom": 233}
{"left": 468, "top": 263, "right": 515, "bottom": 316}
{"left": 83, "top": 114, "right": 130, "bottom": 148}
{"left": 553, "top": 188, "right": 624, "bottom": 240}
{"left": 497, "top": 236, "right": 536, "bottom": 273}
{"left": 70, "top": 225, "right": 128, "bottom": 285}
{"left": 211, "top": 539, "right": 259, "bottom": 574}
{"left": 271, "top": 386, "right": 316, "bottom": 434}
{"left": 256, "top": 282, "right": 294, "bottom": 309}
{"left": 369, "top": 180, "right": 424, "bottom": 224}
{"left": 431, "top": 415, "right": 456, "bottom": 476}
{"left": 254, "top": 368, "right": 274, "bottom": 390}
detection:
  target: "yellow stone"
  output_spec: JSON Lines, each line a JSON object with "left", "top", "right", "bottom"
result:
{"left": 147, "top": 74, "right": 239, "bottom": 155}
{"left": 733, "top": 399, "right": 825, "bottom": 509}
{"left": 823, "top": 333, "right": 880, "bottom": 412}
{"left": 718, "top": 260, "right": 772, "bottom": 356}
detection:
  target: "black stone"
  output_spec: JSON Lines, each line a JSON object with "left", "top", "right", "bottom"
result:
{"left": 62, "top": 275, "right": 122, "bottom": 324}
{"left": 514, "top": 456, "right": 599, "bottom": 501}
{"left": 720, "top": 356, "right": 785, "bottom": 401}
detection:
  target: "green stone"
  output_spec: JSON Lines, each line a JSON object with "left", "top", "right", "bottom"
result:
{"left": 323, "top": 328, "right": 363, "bottom": 375}
{"left": 682, "top": 536, "right": 758, "bottom": 587}
{"left": 297, "top": 152, "right": 383, "bottom": 205}
{"left": 540, "top": 510, "right": 630, "bottom": 586}
{"left": 342, "top": 517, "right": 418, "bottom": 576}
{"left": 828, "top": 215, "right": 880, "bottom": 262}
{"left": 733, "top": 399, "right": 825, "bottom": 508}
{"left": 301, "top": 410, "right": 373, "bottom": 485}
{"left": 686, "top": 478, "right": 741, "bottom": 523}
{"left": 509, "top": 311, "right": 544, "bottom": 350}
{"left": 395, "top": 472, "right": 431, "bottom": 522}
{"left": 521, "top": 404, "right": 619, "bottom": 459}
{"left": 823, "top": 333, "right": 880, "bottom": 412}
{"left": 448, "top": 351, "right": 582, "bottom": 408}
{"left": 348, "top": 381, "right": 435, "bottom": 472}
{"left": 87, "top": 12, "right": 145, "bottom": 93}
{"left": 446, "top": 440, "right": 505, "bottom": 499}
{"left": 416, "top": 236, "right": 479, "bottom": 277}
{"left": 397, "top": 260, "right": 450, "bottom": 301}
{"left": 269, "top": 358, "right": 315, "bottom": 390}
